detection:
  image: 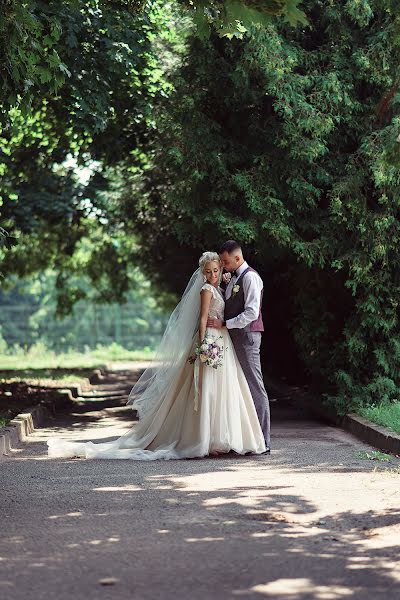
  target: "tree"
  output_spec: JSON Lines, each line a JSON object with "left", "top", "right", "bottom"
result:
{"left": 3, "top": 0, "right": 399, "bottom": 411}
{"left": 0, "top": 0, "right": 171, "bottom": 309}
{"left": 0, "top": 0, "right": 305, "bottom": 303}
{"left": 121, "top": 0, "right": 400, "bottom": 409}
{"left": 179, "top": 0, "right": 308, "bottom": 38}
{"left": 0, "top": 0, "right": 305, "bottom": 121}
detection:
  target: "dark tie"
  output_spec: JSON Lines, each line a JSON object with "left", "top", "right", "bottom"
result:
{"left": 232, "top": 270, "right": 238, "bottom": 278}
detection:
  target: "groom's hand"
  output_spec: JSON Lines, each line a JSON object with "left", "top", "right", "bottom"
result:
{"left": 207, "top": 317, "right": 224, "bottom": 329}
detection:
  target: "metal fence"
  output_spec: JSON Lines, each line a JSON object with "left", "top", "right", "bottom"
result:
{"left": 0, "top": 302, "right": 169, "bottom": 352}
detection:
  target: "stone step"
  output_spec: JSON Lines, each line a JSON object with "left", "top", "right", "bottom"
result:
{"left": 79, "top": 390, "right": 129, "bottom": 398}
{"left": 95, "top": 373, "right": 143, "bottom": 384}
{"left": 73, "top": 398, "right": 128, "bottom": 410}
{"left": 90, "top": 384, "right": 132, "bottom": 392}
{"left": 77, "top": 395, "right": 128, "bottom": 404}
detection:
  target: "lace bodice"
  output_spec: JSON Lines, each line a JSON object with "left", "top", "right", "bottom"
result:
{"left": 201, "top": 283, "right": 225, "bottom": 320}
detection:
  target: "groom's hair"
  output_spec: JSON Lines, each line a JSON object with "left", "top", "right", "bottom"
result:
{"left": 219, "top": 240, "right": 242, "bottom": 255}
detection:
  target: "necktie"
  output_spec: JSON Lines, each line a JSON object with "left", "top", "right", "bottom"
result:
{"left": 232, "top": 270, "right": 238, "bottom": 278}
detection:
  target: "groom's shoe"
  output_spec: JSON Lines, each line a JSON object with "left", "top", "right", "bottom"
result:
{"left": 245, "top": 447, "right": 270, "bottom": 456}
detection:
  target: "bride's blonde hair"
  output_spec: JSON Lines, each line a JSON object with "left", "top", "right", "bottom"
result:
{"left": 199, "top": 251, "right": 221, "bottom": 273}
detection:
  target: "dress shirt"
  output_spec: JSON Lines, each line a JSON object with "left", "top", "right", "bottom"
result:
{"left": 225, "top": 261, "right": 264, "bottom": 329}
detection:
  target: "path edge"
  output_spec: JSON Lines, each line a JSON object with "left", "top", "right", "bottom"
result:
{"left": 266, "top": 378, "right": 400, "bottom": 456}
{"left": 0, "top": 367, "right": 107, "bottom": 458}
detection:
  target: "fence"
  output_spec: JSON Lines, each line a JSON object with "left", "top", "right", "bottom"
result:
{"left": 0, "top": 302, "right": 169, "bottom": 352}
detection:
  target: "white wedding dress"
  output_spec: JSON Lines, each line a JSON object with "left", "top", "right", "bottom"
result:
{"left": 47, "top": 281, "right": 266, "bottom": 460}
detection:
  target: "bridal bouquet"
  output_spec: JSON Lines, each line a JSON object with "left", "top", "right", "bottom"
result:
{"left": 188, "top": 335, "right": 224, "bottom": 369}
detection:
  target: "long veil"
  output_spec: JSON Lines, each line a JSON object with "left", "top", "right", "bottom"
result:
{"left": 47, "top": 267, "right": 204, "bottom": 459}
{"left": 126, "top": 267, "right": 203, "bottom": 419}
{"left": 47, "top": 261, "right": 267, "bottom": 460}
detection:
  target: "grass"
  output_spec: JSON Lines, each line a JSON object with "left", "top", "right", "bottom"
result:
{"left": 0, "top": 369, "right": 98, "bottom": 383}
{"left": 358, "top": 402, "right": 400, "bottom": 435}
{"left": 0, "top": 343, "right": 155, "bottom": 372}
{"left": 356, "top": 450, "right": 392, "bottom": 462}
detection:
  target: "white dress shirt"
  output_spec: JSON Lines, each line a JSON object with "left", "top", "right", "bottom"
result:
{"left": 225, "top": 261, "right": 264, "bottom": 330}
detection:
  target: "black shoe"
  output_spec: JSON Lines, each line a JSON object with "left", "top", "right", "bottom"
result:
{"left": 245, "top": 447, "right": 270, "bottom": 456}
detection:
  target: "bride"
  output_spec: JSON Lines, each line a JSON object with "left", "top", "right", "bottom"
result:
{"left": 47, "top": 252, "right": 266, "bottom": 460}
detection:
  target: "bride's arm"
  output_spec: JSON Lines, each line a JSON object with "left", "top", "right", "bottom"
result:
{"left": 199, "top": 289, "right": 212, "bottom": 341}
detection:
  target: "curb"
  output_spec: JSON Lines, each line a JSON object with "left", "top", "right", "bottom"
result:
{"left": 266, "top": 377, "right": 400, "bottom": 456}
{"left": 343, "top": 413, "right": 400, "bottom": 456}
{"left": 89, "top": 368, "right": 106, "bottom": 384}
{"left": 0, "top": 389, "right": 74, "bottom": 458}
{"left": 9, "top": 368, "right": 398, "bottom": 457}
{"left": 0, "top": 366, "right": 107, "bottom": 458}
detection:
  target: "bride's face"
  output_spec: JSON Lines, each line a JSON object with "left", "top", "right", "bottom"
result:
{"left": 204, "top": 261, "right": 221, "bottom": 286}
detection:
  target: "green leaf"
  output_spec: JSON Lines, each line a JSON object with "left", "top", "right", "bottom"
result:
{"left": 36, "top": 67, "right": 53, "bottom": 84}
{"left": 224, "top": 0, "right": 273, "bottom": 31}
{"left": 58, "top": 63, "right": 71, "bottom": 77}
{"left": 283, "top": 0, "right": 309, "bottom": 26}
{"left": 192, "top": 9, "right": 211, "bottom": 39}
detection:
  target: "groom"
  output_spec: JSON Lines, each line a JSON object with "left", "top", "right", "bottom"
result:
{"left": 207, "top": 240, "right": 271, "bottom": 453}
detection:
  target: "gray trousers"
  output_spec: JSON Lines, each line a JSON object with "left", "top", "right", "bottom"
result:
{"left": 229, "top": 330, "right": 270, "bottom": 447}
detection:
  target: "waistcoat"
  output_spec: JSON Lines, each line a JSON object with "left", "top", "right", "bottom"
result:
{"left": 224, "top": 267, "right": 264, "bottom": 332}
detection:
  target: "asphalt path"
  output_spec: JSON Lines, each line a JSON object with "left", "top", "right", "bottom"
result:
{"left": 1, "top": 365, "right": 399, "bottom": 600}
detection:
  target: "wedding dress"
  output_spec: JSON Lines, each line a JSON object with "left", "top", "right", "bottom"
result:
{"left": 47, "top": 271, "right": 266, "bottom": 460}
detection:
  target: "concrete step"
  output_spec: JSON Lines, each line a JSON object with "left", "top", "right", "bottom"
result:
{"left": 76, "top": 395, "right": 128, "bottom": 404}
{"left": 90, "top": 384, "right": 132, "bottom": 392}
{"left": 79, "top": 390, "right": 129, "bottom": 399}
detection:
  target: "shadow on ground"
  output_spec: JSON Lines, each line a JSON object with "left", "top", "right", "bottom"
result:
{"left": 1, "top": 368, "right": 399, "bottom": 599}
{"left": 1, "top": 456, "right": 399, "bottom": 599}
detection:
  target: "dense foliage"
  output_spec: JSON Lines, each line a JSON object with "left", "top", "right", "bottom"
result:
{"left": 125, "top": 0, "right": 400, "bottom": 410}
{"left": 0, "top": 0, "right": 159, "bottom": 118}
{"left": 0, "top": 0, "right": 170, "bottom": 308}
{"left": 0, "top": 0, "right": 303, "bottom": 302}
{"left": 1, "top": 0, "right": 400, "bottom": 411}
{"left": 180, "top": 0, "right": 307, "bottom": 38}
{"left": 0, "top": 0, "right": 297, "bottom": 303}
{"left": 0, "top": 0, "right": 303, "bottom": 120}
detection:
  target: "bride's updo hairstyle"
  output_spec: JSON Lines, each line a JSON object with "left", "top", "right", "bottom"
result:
{"left": 199, "top": 251, "right": 221, "bottom": 273}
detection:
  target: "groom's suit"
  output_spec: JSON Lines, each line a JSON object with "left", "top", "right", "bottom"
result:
{"left": 224, "top": 262, "right": 270, "bottom": 447}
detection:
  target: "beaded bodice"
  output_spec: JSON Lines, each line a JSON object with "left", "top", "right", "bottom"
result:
{"left": 201, "top": 283, "right": 225, "bottom": 321}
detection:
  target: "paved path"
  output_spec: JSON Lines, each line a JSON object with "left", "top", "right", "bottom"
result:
{"left": 1, "top": 365, "right": 399, "bottom": 600}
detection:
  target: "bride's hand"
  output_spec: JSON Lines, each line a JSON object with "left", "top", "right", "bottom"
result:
{"left": 207, "top": 317, "right": 224, "bottom": 329}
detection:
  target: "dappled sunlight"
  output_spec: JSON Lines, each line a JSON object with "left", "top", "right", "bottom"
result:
{"left": 185, "top": 536, "right": 225, "bottom": 542}
{"left": 2, "top": 371, "right": 400, "bottom": 598}
{"left": 2, "top": 0, "right": 400, "bottom": 596}
{"left": 1, "top": 455, "right": 400, "bottom": 599}
{"left": 238, "top": 579, "right": 354, "bottom": 598}
{"left": 48, "top": 511, "right": 83, "bottom": 520}
{"left": 93, "top": 485, "right": 142, "bottom": 492}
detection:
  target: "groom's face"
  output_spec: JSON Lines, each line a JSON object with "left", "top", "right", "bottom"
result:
{"left": 219, "top": 251, "right": 240, "bottom": 273}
